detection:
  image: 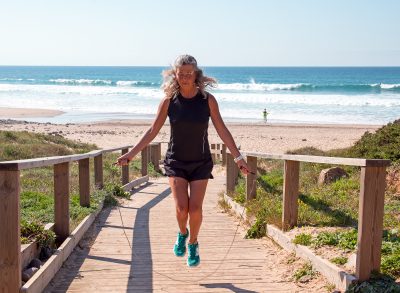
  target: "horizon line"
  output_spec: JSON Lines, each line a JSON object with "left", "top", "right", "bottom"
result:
{"left": 1, "top": 65, "right": 400, "bottom": 68}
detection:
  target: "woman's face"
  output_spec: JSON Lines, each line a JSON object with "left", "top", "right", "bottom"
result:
{"left": 176, "top": 64, "right": 196, "bottom": 88}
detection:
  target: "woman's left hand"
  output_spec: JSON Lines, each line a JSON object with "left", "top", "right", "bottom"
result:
{"left": 237, "top": 159, "right": 254, "bottom": 175}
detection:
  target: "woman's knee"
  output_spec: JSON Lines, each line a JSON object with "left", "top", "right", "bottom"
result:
{"left": 176, "top": 204, "right": 189, "bottom": 216}
{"left": 189, "top": 203, "right": 202, "bottom": 216}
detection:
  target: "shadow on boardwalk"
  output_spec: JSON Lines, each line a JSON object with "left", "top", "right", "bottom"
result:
{"left": 45, "top": 183, "right": 171, "bottom": 292}
{"left": 127, "top": 186, "right": 171, "bottom": 292}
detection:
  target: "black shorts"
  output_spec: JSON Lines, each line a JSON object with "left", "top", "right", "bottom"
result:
{"left": 163, "top": 157, "right": 214, "bottom": 182}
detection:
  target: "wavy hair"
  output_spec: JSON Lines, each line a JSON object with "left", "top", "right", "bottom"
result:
{"left": 161, "top": 55, "right": 217, "bottom": 99}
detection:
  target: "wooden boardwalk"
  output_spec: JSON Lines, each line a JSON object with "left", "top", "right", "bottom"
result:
{"left": 44, "top": 170, "right": 323, "bottom": 293}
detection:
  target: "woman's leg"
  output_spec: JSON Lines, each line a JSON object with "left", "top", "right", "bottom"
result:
{"left": 188, "top": 179, "right": 208, "bottom": 244}
{"left": 169, "top": 177, "right": 189, "bottom": 234}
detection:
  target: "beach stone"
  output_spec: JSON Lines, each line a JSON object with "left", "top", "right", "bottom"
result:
{"left": 40, "top": 247, "right": 53, "bottom": 260}
{"left": 29, "top": 258, "right": 42, "bottom": 269}
{"left": 22, "top": 267, "right": 39, "bottom": 281}
{"left": 21, "top": 271, "right": 30, "bottom": 282}
{"left": 318, "top": 167, "right": 348, "bottom": 185}
{"left": 298, "top": 275, "right": 312, "bottom": 283}
{"left": 345, "top": 253, "right": 357, "bottom": 270}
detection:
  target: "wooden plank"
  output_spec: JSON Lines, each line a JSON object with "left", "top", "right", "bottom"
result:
{"left": 121, "top": 149, "right": 129, "bottom": 185}
{"left": 141, "top": 146, "right": 149, "bottom": 176}
{"left": 21, "top": 242, "right": 39, "bottom": 271}
{"left": 242, "top": 151, "right": 390, "bottom": 167}
{"left": 226, "top": 153, "right": 239, "bottom": 194}
{"left": 356, "top": 166, "right": 387, "bottom": 281}
{"left": 45, "top": 174, "right": 329, "bottom": 293}
{"left": 94, "top": 154, "right": 103, "bottom": 189}
{"left": 282, "top": 160, "right": 300, "bottom": 231}
{"left": 101, "top": 145, "right": 134, "bottom": 153}
{"left": 54, "top": 162, "right": 70, "bottom": 242}
{"left": 0, "top": 170, "right": 21, "bottom": 293}
{"left": 122, "top": 175, "right": 149, "bottom": 192}
{"left": 79, "top": 158, "right": 90, "bottom": 207}
{"left": 246, "top": 156, "right": 257, "bottom": 201}
{"left": 21, "top": 206, "right": 104, "bottom": 293}
{"left": 266, "top": 224, "right": 357, "bottom": 291}
{"left": 0, "top": 150, "right": 102, "bottom": 171}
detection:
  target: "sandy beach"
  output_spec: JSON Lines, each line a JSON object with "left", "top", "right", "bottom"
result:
{"left": 0, "top": 108, "right": 381, "bottom": 154}
{"left": 0, "top": 107, "right": 64, "bottom": 118}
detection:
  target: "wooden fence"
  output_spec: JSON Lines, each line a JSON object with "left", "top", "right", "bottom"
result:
{"left": 225, "top": 151, "right": 390, "bottom": 282}
{"left": 0, "top": 142, "right": 161, "bottom": 293}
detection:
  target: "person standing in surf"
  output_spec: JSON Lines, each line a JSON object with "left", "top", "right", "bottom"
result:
{"left": 116, "top": 54, "right": 250, "bottom": 267}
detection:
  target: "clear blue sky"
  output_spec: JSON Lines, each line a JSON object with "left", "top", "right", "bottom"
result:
{"left": 1, "top": 0, "right": 399, "bottom": 66}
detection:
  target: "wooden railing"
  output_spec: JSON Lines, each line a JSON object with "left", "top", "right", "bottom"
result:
{"left": 0, "top": 142, "right": 162, "bottom": 293}
{"left": 225, "top": 151, "right": 391, "bottom": 282}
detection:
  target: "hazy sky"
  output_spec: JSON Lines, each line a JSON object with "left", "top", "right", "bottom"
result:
{"left": 1, "top": 0, "right": 399, "bottom": 66}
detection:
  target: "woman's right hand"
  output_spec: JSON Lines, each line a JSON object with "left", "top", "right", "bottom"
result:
{"left": 116, "top": 153, "right": 133, "bottom": 166}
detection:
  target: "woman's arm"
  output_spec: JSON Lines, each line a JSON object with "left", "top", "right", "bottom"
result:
{"left": 208, "top": 94, "right": 251, "bottom": 174}
{"left": 116, "top": 97, "right": 170, "bottom": 165}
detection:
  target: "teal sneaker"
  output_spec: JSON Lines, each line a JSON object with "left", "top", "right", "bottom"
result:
{"left": 187, "top": 242, "right": 200, "bottom": 267}
{"left": 173, "top": 229, "right": 188, "bottom": 257}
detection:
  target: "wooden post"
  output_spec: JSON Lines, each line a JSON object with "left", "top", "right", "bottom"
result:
{"left": 216, "top": 144, "right": 221, "bottom": 162}
{"left": 211, "top": 144, "right": 216, "bottom": 163}
{"left": 157, "top": 143, "right": 161, "bottom": 168}
{"left": 282, "top": 160, "right": 300, "bottom": 231}
{"left": 0, "top": 170, "right": 21, "bottom": 292}
{"left": 222, "top": 144, "right": 227, "bottom": 166}
{"left": 141, "top": 146, "right": 149, "bottom": 176}
{"left": 78, "top": 158, "right": 90, "bottom": 207}
{"left": 150, "top": 144, "right": 160, "bottom": 172}
{"left": 54, "top": 162, "right": 70, "bottom": 242}
{"left": 356, "top": 166, "right": 386, "bottom": 281}
{"left": 246, "top": 156, "right": 257, "bottom": 201}
{"left": 94, "top": 154, "right": 103, "bottom": 189}
{"left": 121, "top": 148, "right": 129, "bottom": 185}
{"left": 226, "top": 153, "right": 239, "bottom": 194}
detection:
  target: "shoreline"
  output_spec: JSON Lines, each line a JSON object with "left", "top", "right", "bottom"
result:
{"left": 0, "top": 117, "right": 381, "bottom": 154}
{"left": 0, "top": 107, "right": 385, "bottom": 128}
{"left": 0, "top": 107, "right": 64, "bottom": 118}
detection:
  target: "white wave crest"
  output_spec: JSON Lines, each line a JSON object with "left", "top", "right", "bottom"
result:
{"left": 380, "top": 83, "right": 400, "bottom": 89}
{"left": 217, "top": 83, "right": 305, "bottom": 91}
{"left": 49, "top": 79, "right": 112, "bottom": 85}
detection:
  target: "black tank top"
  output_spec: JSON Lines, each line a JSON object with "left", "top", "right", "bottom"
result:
{"left": 165, "top": 91, "right": 211, "bottom": 162}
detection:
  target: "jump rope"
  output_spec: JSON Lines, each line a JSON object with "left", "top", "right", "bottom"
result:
{"left": 115, "top": 164, "right": 257, "bottom": 285}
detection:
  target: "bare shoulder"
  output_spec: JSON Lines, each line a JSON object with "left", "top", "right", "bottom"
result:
{"left": 161, "top": 96, "right": 171, "bottom": 105}
{"left": 159, "top": 96, "right": 171, "bottom": 108}
{"left": 207, "top": 93, "right": 218, "bottom": 107}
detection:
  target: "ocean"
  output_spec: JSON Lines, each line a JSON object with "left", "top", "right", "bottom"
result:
{"left": 0, "top": 66, "right": 399, "bottom": 125}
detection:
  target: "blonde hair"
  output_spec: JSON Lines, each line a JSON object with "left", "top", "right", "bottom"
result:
{"left": 161, "top": 55, "right": 217, "bottom": 99}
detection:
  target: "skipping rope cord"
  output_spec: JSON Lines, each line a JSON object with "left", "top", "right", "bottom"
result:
{"left": 116, "top": 173, "right": 257, "bottom": 285}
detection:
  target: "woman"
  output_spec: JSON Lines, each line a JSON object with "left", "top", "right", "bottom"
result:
{"left": 116, "top": 55, "right": 250, "bottom": 267}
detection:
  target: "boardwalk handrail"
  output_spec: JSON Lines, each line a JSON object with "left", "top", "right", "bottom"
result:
{"left": 242, "top": 151, "right": 391, "bottom": 167}
{"left": 225, "top": 150, "right": 390, "bottom": 282}
{"left": 0, "top": 142, "right": 162, "bottom": 293}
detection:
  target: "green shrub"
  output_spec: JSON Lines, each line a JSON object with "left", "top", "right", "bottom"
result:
{"left": 346, "top": 274, "right": 400, "bottom": 293}
{"left": 20, "top": 220, "right": 56, "bottom": 249}
{"left": 313, "top": 231, "right": 339, "bottom": 247}
{"left": 337, "top": 229, "right": 358, "bottom": 250}
{"left": 293, "top": 262, "right": 316, "bottom": 281}
{"left": 346, "top": 119, "right": 400, "bottom": 162}
{"left": 293, "top": 233, "right": 312, "bottom": 246}
{"left": 331, "top": 256, "right": 348, "bottom": 265}
{"left": 0, "top": 130, "right": 96, "bottom": 161}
